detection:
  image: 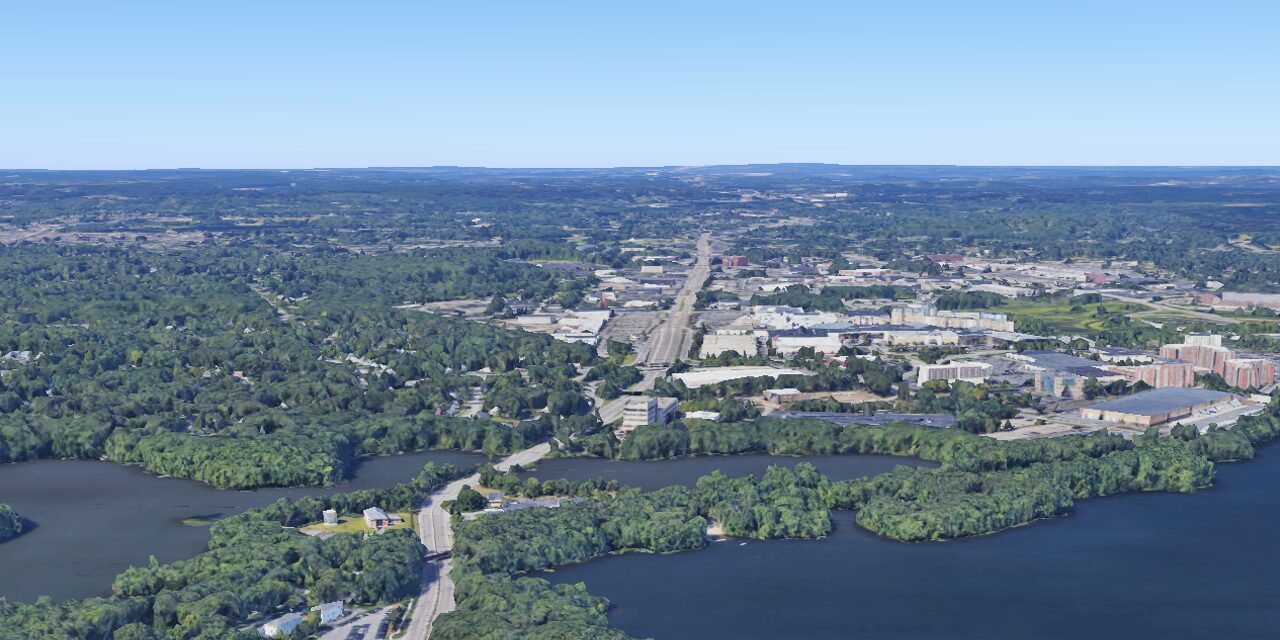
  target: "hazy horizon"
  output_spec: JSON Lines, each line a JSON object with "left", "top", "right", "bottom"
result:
{"left": 4, "top": 1, "right": 1278, "bottom": 168}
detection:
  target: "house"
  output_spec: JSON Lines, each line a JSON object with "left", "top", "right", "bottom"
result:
{"left": 311, "top": 601, "right": 344, "bottom": 625}
{"left": 362, "top": 507, "right": 403, "bottom": 529}
{"left": 487, "top": 491, "right": 505, "bottom": 508}
{"left": 260, "top": 612, "right": 304, "bottom": 638}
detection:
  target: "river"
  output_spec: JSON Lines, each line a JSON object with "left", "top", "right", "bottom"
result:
{"left": 0, "top": 450, "right": 487, "bottom": 602}
{"left": 547, "top": 451, "right": 1280, "bottom": 640}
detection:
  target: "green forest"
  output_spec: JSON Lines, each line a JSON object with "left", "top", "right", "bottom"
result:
{"left": 0, "top": 244, "right": 599, "bottom": 488}
{"left": 0, "top": 503, "right": 23, "bottom": 543}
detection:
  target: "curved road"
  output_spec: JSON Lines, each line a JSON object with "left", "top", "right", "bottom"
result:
{"left": 403, "top": 442, "right": 552, "bottom": 640}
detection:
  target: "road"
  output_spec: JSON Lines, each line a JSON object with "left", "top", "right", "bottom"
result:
{"left": 1098, "top": 291, "right": 1233, "bottom": 325}
{"left": 402, "top": 442, "right": 552, "bottom": 640}
{"left": 642, "top": 232, "right": 710, "bottom": 367}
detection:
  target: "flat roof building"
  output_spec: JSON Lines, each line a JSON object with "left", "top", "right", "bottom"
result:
{"left": 672, "top": 366, "right": 814, "bottom": 389}
{"left": 1079, "top": 388, "right": 1234, "bottom": 427}
{"left": 917, "top": 362, "right": 993, "bottom": 384}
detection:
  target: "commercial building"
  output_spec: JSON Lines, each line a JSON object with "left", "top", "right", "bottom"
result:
{"left": 672, "top": 366, "right": 814, "bottom": 389}
{"left": 1079, "top": 388, "right": 1236, "bottom": 427}
{"left": 1012, "top": 350, "right": 1125, "bottom": 399}
{"left": 1197, "top": 291, "right": 1280, "bottom": 310}
{"left": 916, "top": 362, "right": 993, "bottom": 384}
{"left": 699, "top": 332, "right": 761, "bottom": 358}
{"left": 770, "top": 328, "right": 846, "bottom": 356}
{"left": 882, "top": 329, "right": 961, "bottom": 346}
{"left": 721, "top": 255, "right": 749, "bottom": 268}
{"left": 890, "top": 304, "right": 1015, "bottom": 332}
{"left": 620, "top": 396, "right": 678, "bottom": 433}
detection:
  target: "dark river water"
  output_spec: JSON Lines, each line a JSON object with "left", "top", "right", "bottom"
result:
{"left": 519, "top": 453, "right": 931, "bottom": 490}
{"left": 547, "top": 451, "right": 1280, "bottom": 640}
{"left": 0, "top": 450, "right": 487, "bottom": 602}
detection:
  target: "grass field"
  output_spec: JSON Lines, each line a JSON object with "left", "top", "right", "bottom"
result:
{"left": 979, "top": 298, "right": 1148, "bottom": 333}
{"left": 299, "top": 512, "right": 414, "bottom": 536}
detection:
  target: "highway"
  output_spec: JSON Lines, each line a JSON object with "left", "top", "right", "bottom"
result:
{"left": 642, "top": 232, "right": 710, "bottom": 367}
{"left": 402, "top": 442, "right": 552, "bottom": 640}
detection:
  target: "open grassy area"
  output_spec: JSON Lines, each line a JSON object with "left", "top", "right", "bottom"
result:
{"left": 298, "top": 512, "right": 414, "bottom": 536}
{"left": 979, "top": 297, "right": 1148, "bottom": 333}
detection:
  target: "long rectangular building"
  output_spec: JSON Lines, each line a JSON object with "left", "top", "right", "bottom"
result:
{"left": 1079, "top": 388, "right": 1234, "bottom": 427}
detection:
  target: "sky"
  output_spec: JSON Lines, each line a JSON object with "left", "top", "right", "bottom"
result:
{"left": 2, "top": 0, "right": 1278, "bottom": 169}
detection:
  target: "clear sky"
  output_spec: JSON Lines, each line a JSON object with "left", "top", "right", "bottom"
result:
{"left": 2, "top": 0, "right": 1277, "bottom": 169}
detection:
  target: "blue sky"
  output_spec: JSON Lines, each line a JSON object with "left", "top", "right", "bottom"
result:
{"left": 2, "top": 1, "right": 1277, "bottom": 168}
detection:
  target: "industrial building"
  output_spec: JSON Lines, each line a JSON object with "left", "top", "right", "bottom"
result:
{"left": 1079, "top": 388, "right": 1236, "bottom": 427}
{"left": 917, "top": 361, "right": 993, "bottom": 384}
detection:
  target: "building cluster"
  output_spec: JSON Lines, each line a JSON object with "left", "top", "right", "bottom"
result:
{"left": 705, "top": 252, "right": 1150, "bottom": 304}
{"left": 698, "top": 304, "right": 1039, "bottom": 361}
{"left": 1158, "top": 334, "right": 1275, "bottom": 389}
{"left": 512, "top": 308, "right": 614, "bottom": 345}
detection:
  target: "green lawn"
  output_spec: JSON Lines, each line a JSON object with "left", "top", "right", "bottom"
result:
{"left": 979, "top": 298, "right": 1147, "bottom": 333}
{"left": 299, "top": 512, "right": 414, "bottom": 536}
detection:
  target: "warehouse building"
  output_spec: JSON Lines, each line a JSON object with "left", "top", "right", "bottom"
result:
{"left": 1079, "top": 388, "right": 1235, "bottom": 427}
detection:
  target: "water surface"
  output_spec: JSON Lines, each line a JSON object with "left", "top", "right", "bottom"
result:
{"left": 0, "top": 449, "right": 486, "bottom": 602}
{"left": 548, "top": 452, "right": 1280, "bottom": 640}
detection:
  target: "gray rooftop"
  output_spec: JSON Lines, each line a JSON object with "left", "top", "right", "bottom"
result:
{"left": 1084, "top": 388, "right": 1232, "bottom": 416}
{"left": 1019, "top": 350, "right": 1114, "bottom": 376}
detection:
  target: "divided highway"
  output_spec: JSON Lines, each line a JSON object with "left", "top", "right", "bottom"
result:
{"left": 642, "top": 232, "right": 710, "bottom": 367}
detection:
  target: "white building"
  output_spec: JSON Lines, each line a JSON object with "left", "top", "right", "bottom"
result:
{"left": 620, "top": 396, "right": 678, "bottom": 433}
{"left": 672, "top": 366, "right": 815, "bottom": 389}
{"left": 684, "top": 410, "right": 721, "bottom": 421}
{"left": 311, "top": 601, "right": 344, "bottom": 625}
{"left": 883, "top": 329, "right": 961, "bottom": 346}
{"left": 260, "top": 613, "right": 304, "bottom": 638}
{"left": 916, "top": 362, "right": 993, "bottom": 384}
{"left": 699, "top": 332, "right": 761, "bottom": 358}
{"left": 771, "top": 332, "right": 845, "bottom": 357}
